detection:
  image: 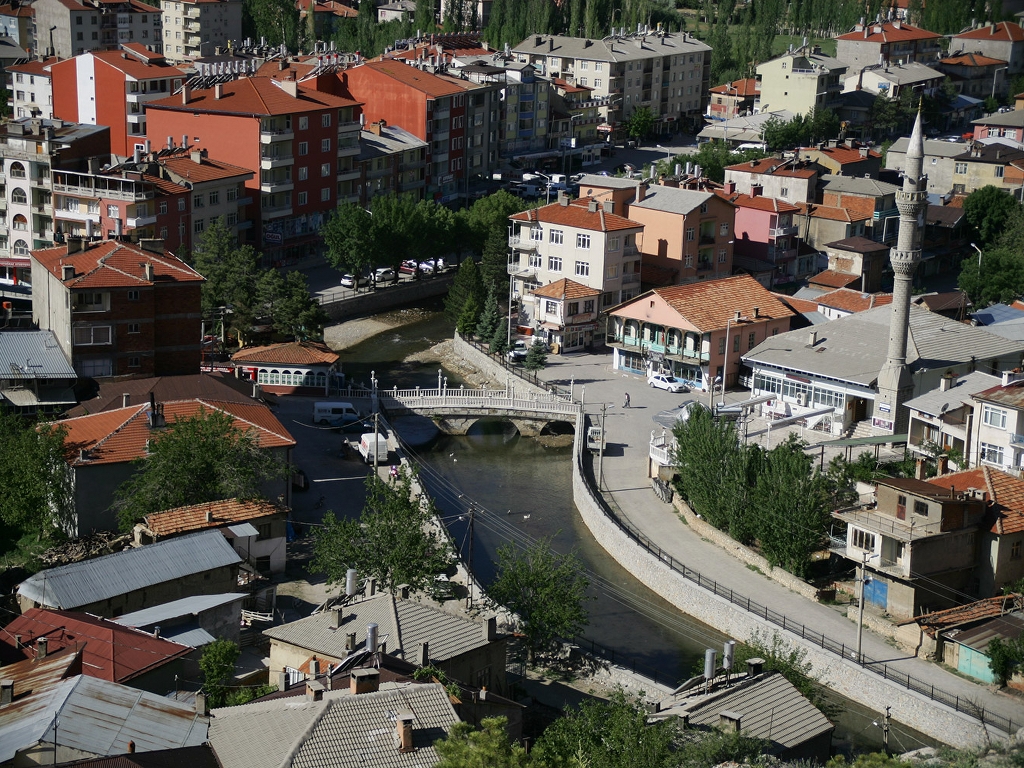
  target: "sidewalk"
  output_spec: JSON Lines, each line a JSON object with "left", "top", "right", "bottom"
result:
{"left": 532, "top": 351, "right": 1024, "bottom": 733}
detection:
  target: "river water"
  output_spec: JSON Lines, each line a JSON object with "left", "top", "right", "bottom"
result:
{"left": 335, "top": 307, "right": 937, "bottom": 754}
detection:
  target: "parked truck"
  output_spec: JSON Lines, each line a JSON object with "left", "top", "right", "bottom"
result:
{"left": 357, "top": 433, "right": 389, "bottom": 465}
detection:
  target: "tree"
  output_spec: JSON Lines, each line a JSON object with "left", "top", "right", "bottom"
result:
{"left": 624, "top": 106, "right": 655, "bottom": 144}
{"left": 113, "top": 408, "right": 288, "bottom": 531}
{"left": 446, "top": 257, "right": 485, "bottom": 323}
{"left": 312, "top": 469, "right": 454, "bottom": 596}
{"left": 488, "top": 536, "right": 590, "bottom": 661}
{"left": 189, "top": 217, "right": 263, "bottom": 345}
{"left": 457, "top": 294, "right": 481, "bottom": 337}
{"left": 322, "top": 203, "right": 379, "bottom": 278}
{"left": 687, "top": 141, "right": 768, "bottom": 183}
{"left": 0, "top": 413, "right": 74, "bottom": 535}
{"left": 963, "top": 185, "right": 1020, "bottom": 247}
{"left": 490, "top": 317, "right": 510, "bottom": 356}
{"left": 415, "top": 0, "right": 436, "bottom": 31}
{"left": 243, "top": 0, "right": 299, "bottom": 49}
{"left": 959, "top": 206, "right": 1024, "bottom": 306}
{"left": 200, "top": 638, "right": 240, "bottom": 708}
{"left": 435, "top": 717, "right": 532, "bottom": 768}
{"left": 478, "top": 228, "right": 511, "bottom": 295}
{"left": 256, "top": 269, "right": 328, "bottom": 341}
{"left": 532, "top": 689, "right": 678, "bottom": 768}
{"left": 462, "top": 190, "right": 526, "bottom": 255}
{"left": 476, "top": 285, "right": 501, "bottom": 342}
{"left": 523, "top": 339, "right": 547, "bottom": 370}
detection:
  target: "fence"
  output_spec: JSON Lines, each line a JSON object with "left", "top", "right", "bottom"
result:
{"left": 462, "top": 336, "right": 572, "bottom": 398}
{"left": 380, "top": 386, "right": 581, "bottom": 416}
{"left": 579, "top": 419, "right": 1020, "bottom": 736}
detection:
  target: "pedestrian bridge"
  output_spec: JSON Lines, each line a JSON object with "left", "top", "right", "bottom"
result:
{"left": 379, "top": 385, "right": 581, "bottom": 437}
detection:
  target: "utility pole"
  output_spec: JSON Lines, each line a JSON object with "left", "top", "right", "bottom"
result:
{"left": 467, "top": 506, "right": 475, "bottom": 608}
{"left": 373, "top": 411, "right": 380, "bottom": 474}
{"left": 882, "top": 705, "right": 891, "bottom": 753}
{"left": 856, "top": 550, "right": 870, "bottom": 664}
{"left": 598, "top": 402, "right": 607, "bottom": 491}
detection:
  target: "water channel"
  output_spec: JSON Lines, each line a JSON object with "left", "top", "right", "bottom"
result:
{"left": 335, "top": 306, "right": 937, "bottom": 755}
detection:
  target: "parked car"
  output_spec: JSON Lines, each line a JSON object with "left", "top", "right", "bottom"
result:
{"left": 399, "top": 260, "right": 419, "bottom": 275}
{"left": 648, "top": 373, "right": 689, "bottom": 393}
{"left": 374, "top": 267, "right": 396, "bottom": 283}
{"left": 340, "top": 273, "right": 368, "bottom": 288}
{"left": 507, "top": 340, "right": 530, "bottom": 361}
{"left": 417, "top": 261, "right": 435, "bottom": 275}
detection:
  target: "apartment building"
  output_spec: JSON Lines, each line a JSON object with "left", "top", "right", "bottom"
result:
{"left": 724, "top": 157, "right": 819, "bottom": 205}
{"left": 950, "top": 141, "right": 1024, "bottom": 195}
{"left": 160, "top": 0, "right": 242, "bottom": 62}
{"left": 951, "top": 22, "right": 1024, "bottom": 76}
{"left": 51, "top": 44, "right": 187, "bottom": 157}
{"left": 835, "top": 19, "right": 942, "bottom": 73}
{"left": 936, "top": 53, "right": 1010, "bottom": 100}
{"left": 819, "top": 175, "right": 900, "bottom": 243}
{"left": 356, "top": 120, "right": 428, "bottom": 206}
{"left": 971, "top": 372, "right": 1024, "bottom": 472}
{"left": 0, "top": 118, "right": 110, "bottom": 270}
{"left": 459, "top": 59, "right": 550, "bottom": 160}
{"left": 512, "top": 30, "right": 711, "bottom": 137}
{"left": 157, "top": 148, "right": 254, "bottom": 247}
{"left": 31, "top": 238, "right": 204, "bottom": 377}
{"left": 0, "top": 3, "right": 34, "bottom": 53}
{"left": 756, "top": 45, "right": 846, "bottom": 119}
{"left": 843, "top": 61, "right": 944, "bottom": 100}
{"left": 707, "top": 77, "right": 758, "bottom": 120}
{"left": 799, "top": 141, "right": 881, "bottom": 178}
{"left": 508, "top": 195, "right": 644, "bottom": 325}
{"left": 33, "top": 0, "right": 162, "bottom": 59}
{"left": 716, "top": 182, "right": 800, "bottom": 285}
{"left": 146, "top": 76, "right": 361, "bottom": 264}
{"left": 7, "top": 58, "right": 56, "bottom": 119}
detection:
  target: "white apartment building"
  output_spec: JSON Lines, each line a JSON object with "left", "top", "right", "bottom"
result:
{"left": 512, "top": 30, "right": 711, "bottom": 136}
{"left": 160, "top": 0, "right": 242, "bottom": 62}
{"left": 7, "top": 59, "right": 55, "bottom": 119}
{"left": 507, "top": 196, "right": 644, "bottom": 334}
{"left": 971, "top": 372, "right": 1024, "bottom": 472}
{"left": 756, "top": 45, "right": 847, "bottom": 119}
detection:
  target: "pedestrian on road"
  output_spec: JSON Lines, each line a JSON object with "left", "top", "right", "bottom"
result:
{"left": 389, "top": 464, "right": 399, "bottom": 483}
{"left": 623, "top": 392, "right": 630, "bottom": 408}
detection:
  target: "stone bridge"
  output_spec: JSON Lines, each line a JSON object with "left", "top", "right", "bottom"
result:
{"left": 379, "top": 385, "right": 581, "bottom": 437}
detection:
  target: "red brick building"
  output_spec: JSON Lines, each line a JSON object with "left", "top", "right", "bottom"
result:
{"left": 145, "top": 77, "right": 361, "bottom": 265}
{"left": 30, "top": 238, "right": 204, "bottom": 378}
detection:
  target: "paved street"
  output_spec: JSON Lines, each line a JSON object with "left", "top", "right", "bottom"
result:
{"left": 530, "top": 350, "right": 1024, "bottom": 732}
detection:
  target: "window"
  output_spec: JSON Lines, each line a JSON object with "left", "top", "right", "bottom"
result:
{"left": 178, "top": 197, "right": 186, "bottom": 211}
{"left": 718, "top": 337, "right": 726, "bottom": 354}
{"left": 129, "top": 356, "right": 140, "bottom": 368}
{"left": 685, "top": 227, "right": 694, "bottom": 241}
{"left": 733, "top": 336, "right": 740, "bottom": 352}
{"left": 576, "top": 233, "right": 590, "bottom": 249}
{"left": 298, "top": 166, "right": 308, "bottom": 181}
{"left": 194, "top": 218, "right": 204, "bottom": 233}
{"left": 983, "top": 404, "right": 1008, "bottom": 429}
{"left": 227, "top": 187, "right": 238, "bottom": 201}
{"left": 606, "top": 264, "right": 618, "bottom": 278}
{"left": 1012, "top": 540, "right": 1022, "bottom": 560}
{"left": 575, "top": 260, "right": 590, "bottom": 277}
{"left": 9, "top": 162, "right": 25, "bottom": 179}
{"left": 299, "top": 116, "right": 308, "bottom": 130}
{"left": 297, "top": 191, "right": 308, "bottom": 205}
{"left": 995, "top": 166, "right": 1004, "bottom": 178}
{"left": 73, "top": 325, "right": 112, "bottom": 345}
{"left": 699, "top": 202, "right": 708, "bottom": 214}
{"left": 545, "top": 300, "right": 558, "bottom": 314}
{"left": 594, "top": 79, "right": 602, "bottom": 88}
{"left": 584, "top": 299, "right": 595, "bottom": 313}
{"left": 913, "top": 500, "right": 929, "bottom": 516}
{"left": 719, "top": 249, "right": 727, "bottom": 263}
{"left": 720, "top": 222, "right": 728, "bottom": 236}
{"left": 321, "top": 162, "right": 330, "bottom": 177}
{"left": 607, "top": 236, "right": 620, "bottom": 250}
{"left": 321, "top": 138, "right": 331, "bottom": 152}
{"left": 226, "top": 212, "right": 237, "bottom": 226}
{"left": 549, "top": 229, "right": 563, "bottom": 245}
{"left": 747, "top": 332, "right": 756, "bottom": 350}
{"left": 321, "top": 187, "right": 331, "bottom": 201}
{"left": 980, "top": 442, "right": 1005, "bottom": 466}
{"left": 193, "top": 193, "right": 204, "bottom": 208}
{"left": 852, "top": 528, "right": 875, "bottom": 552}
{"left": 107, "top": 204, "right": 119, "bottom": 217}
{"left": 529, "top": 227, "right": 543, "bottom": 242}
{"left": 127, "top": 290, "right": 139, "bottom": 301}
{"left": 128, "top": 322, "right": 140, "bottom": 334}
{"left": 158, "top": 200, "right": 167, "bottom": 215}
{"left": 298, "top": 141, "right": 308, "bottom": 156}
{"left": 257, "top": 522, "right": 273, "bottom": 541}
{"left": 685, "top": 253, "right": 693, "bottom": 267}
{"left": 548, "top": 255, "right": 562, "bottom": 271}
{"left": 955, "top": 162, "right": 968, "bottom": 174}
{"left": 208, "top": 191, "right": 219, "bottom": 205}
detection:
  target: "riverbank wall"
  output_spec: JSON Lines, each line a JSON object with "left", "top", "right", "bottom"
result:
{"left": 322, "top": 273, "right": 456, "bottom": 323}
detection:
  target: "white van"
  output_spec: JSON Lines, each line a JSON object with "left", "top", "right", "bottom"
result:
{"left": 358, "top": 433, "right": 389, "bottom": 465}
{"left": 312, "top": 402, "right": 361, "bottom": 427}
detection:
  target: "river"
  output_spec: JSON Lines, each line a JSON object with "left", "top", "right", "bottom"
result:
{"left": 334, "top": 307, "right": 937, "bottom": 754}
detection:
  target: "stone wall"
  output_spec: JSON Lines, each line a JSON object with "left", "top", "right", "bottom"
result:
{"left": 322, "top": 273, "right": 456, "bottom": 323}
{"left": 451, "top": 333, "right": 551, "bottom": 397}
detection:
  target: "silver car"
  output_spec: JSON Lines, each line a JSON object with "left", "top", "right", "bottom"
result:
{"left": 648, "top": 373, "right": 689, "bottom": 393}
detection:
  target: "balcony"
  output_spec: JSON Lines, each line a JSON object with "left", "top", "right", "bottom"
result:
{"left": 650, "top": 430, "right": 675, "bottom": 467}
{"left": 260, "top": 155, "right": 293, "bottom": 170}
{"left": 623, "top": 244, "right": 639, "bottom": 256}
{"left": 260, "top": 179, "right": 294, "bottom": 194}
{"left": 623, "top": 273, "right": 640, "bottom": 285}
{"left": 236, "top": 196, "right": 253, "bottom": 206}
{"left": 55, "top": 209, "right": 100, "bottom": 223}
{"left": 698, "top": 234, "right": 715, "bottom": 245}
{"left": 186, "top": 35, "right": 201, "bottom": 47}
{"left": 127, "top": 113, "right": 146, "bottom": 124}
{"left": 127, "top": 213, "right": 158, "bottom": 227}
{"left": 507, "top": 263, "right": 538, "bottom": 279}
{"left": 336, "top": 167, "right": 360, "bottom": 182}
{"left": 769, "top": 225, "right": 797, "bottom": 237}
{"left": 261, "top": 204, "right": 292, "bottom": 218}
{"left": 260, "top": 128, "right": 294, "bottom": 143}
{"left": 1010, "top": 433, "right": 1024, "bottom": 445}
{"left": 185, "top": 6, "right": 201, "bottom": 17}
{"left": 873, "top": 207, "right": 898, "bottom": 221}
{"left": 509, "top": 235, "right": 538, "bottom": 249}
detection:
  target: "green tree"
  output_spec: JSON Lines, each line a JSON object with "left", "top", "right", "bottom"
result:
{"left": 113, "top": 408, "right": 287, "bottom": 531}
{"left": 312, "top": 469, "right": 454, "bottom": 596}
{"left": 479, "top": 228, "right": 511, "bottom": 294}
{"left": 490, "top": 317, "right": 510, "bottom": 356}
{"left": 256, "top": 269, "right": 328, "bottom": 341}
{"left": 489, "top": 536, "right": 590, "bottom": 661}
{"left": 959, "top": 206, "right": 1024, "bottom": 306}
{"left": 523, "top": 339, "right": 548, "bottom": 370}
{"left": 415, "top": 0, "right": 436, "bottom": 31}
{"left": 190, "top": 217, "right": 263, "bottom": 345}
{"left": 532, "top": 689, "right": 677, "bottom": 768}
{"left": 322, "top": 203, "right": 379, "bottom": 279}
{"left": 963, "top": 185, "right": 1020, "bottom": 247}
{"left": 464, "top": 189, "right": 525, "bottom": 253}
{"left": 446, "top": 257, "right": 485, "bottom": 323}
{"left": 200, "top": 638, "right": 240, "bottom": 708}
{"left": 476, "top": 285, "right": 501, "bottom": 342}
{"left": 625, "top": 106, "right": 655, "bottom": 144}
{"left": 243, "top": 0, "right": 299, "bottom": 49}
{"left": 457, "top": 294, "right": 482, "bottom": 336}
{"left": 0, "top": 413, "right": 74, "bottom": 535}
{"left": 687, "top": 141, "right": 768, "bottom": 183}
{"left": 435, "top": 717, "right": 532, "bottom": 767}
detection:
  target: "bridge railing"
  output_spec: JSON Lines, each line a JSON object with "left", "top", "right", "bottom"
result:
{"left": 380, "top": 386, "right": 581, "bottom": 416}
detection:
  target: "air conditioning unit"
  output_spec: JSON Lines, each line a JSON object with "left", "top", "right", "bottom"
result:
{"left": 796, "top": 392, "right": 809, "bottom": 407}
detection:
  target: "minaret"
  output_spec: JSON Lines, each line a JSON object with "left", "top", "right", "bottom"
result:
{"left": 876, "top": 108, "right": 926, "bottom": 435}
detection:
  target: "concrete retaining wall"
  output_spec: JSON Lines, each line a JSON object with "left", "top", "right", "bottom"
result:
{"left": 322, "top": 273, "right": 456, "bottom": 322}
{"left": 569, "top": 419, "right": 991, "bottom": 749}
{"left": 451, "top": 333, "right": 550, "bottom": 397}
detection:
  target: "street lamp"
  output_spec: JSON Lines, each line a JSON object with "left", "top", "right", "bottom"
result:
{"left": 970, "top": 242, "right": 982, "bottom": 268}
{"left": 992, "top": 66, "right": 1009, "bottom": 100}
{"left": 720, "top": 314, "right": 748, "bottom": 406}
{"left": 855, "top": 551, "right": 879, "bottom": 664}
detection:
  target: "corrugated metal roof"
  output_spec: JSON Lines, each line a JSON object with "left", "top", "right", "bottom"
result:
{"left": 42, "top": 675, "right": 208, "bottom": 755}
{"left": 950, "top": 613, "right": 1024, "bottom": 654}
{"left": 0, "top": 330, "right": 75, "bottom": 379}
{"left": 18, "top": 531, "right": 242, "bottom": 609}
{"left": 262, "top": 594, "right": 493, "bottom": 665}
{"left": 209, "top": 682, "right": 458, "bottom": 768}
{"left": 46, "top": 744, "right": 223, "bottom": 768}
{"left": 661, "top": 672, "right": 833, "bottom": 753}
{"left": 115, "top": 593, "right": 247, "bottom": 628}
{"left": 160, "top": 625, "right": 217, "bottom": 647}
{"left": 0, "top": 648, "right": 82, "bottom": 763}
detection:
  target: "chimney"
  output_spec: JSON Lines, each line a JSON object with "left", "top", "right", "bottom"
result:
{"left": 723, "top": 180, "right": 735, "bottom": 194}
{"left": 153, "top": 625, "right": 161, "bottom": 638}
{"left": 937, "top": 454, "right": 949, "bottom": 476}
{"left": 483, "top": 615, "right": 497, "bottom": 642}
{"left": 559, "top": 192, "right": 570, "bottom": 207}
{"left": 588, "top": 199, "right": 598, "bottom": 213}
{"left": 746, "top": 657, "right": 764, "bottom": 677}
{"left": 310, "top": 657, "right": 320, "bottom": 677}
{"left": 195, "top": 692, "right": 209, "bottom": 716}
{"left": 278, "top": 79, "right": 298, "bottom": 97}
{"left": 182, "top": 85, "right": 191, "bottom": 105}
{"left": 345, "top": 632, "right": 356, "bottom": 650}
{"left": 36, "top": 638, "right": 47, "bottom": 660}
{"left": 122, "top": 393, "right": 131, "bottom": 408}
{"left": 418, "top": 641, "right": 430, "bottom": 666}
{"left": 940, "top": 374, "right": 955, "bottom": 391}
{"left": 62, "top": 264, "right": 76, "bottom": 281}
{"left": 276, "top": 670, "right": 288, "bottom": 691}
{"left": 750, "top": 184, "right": 762, "bottom": 198}
{"left": 330, "top": 607, "right": 342, "bottom": 629}
{"left": 191, "top": 149, "right": 203, "bottom": 164}
{"left": 719, "top": 711, "right": 742, "bottom": 733}
{"left": 396, "top": 712, "right": 415, "bottom": 753}
{"left": 808, "top": 330, "right": 818, "bottom": 347}
{"left": 367, "top": 577, "right": 376, "bottom": 596}
{"left": 66, "top": 237, "right": 86, "bottom": 255}
{"left": 305, "top": 678, "right": 325, "bottom": 701}
{"left": 143, "top": 262, "right": 155, "bottom": 281}
{"left": 127, "top": 741, "right": 136, "bottom": 754}
{"left": 635, "top": 182, "right": 646, "bottom": 202}
{"left": 915, "top": 457, "right": 926, "bottom": 480}
{"left": 350, "top": 667, "right": 380, "bottom": 694}
{"left": 602, "top": 200, "right": 614, "bottom": 214}
{"left": 0, "top": 680, "right": 12, "bottom": 706}
{"left": 398, "top": 584, "right": 410, "bottom": 599}
{"left": 1002, "top": 370, "right": 1024, "bottom": 386}
{"left": 753, "top": 307, "right": 760, "bottom": 319}
{"left": 214, "top": 83, "right": 223, "bottom": 99}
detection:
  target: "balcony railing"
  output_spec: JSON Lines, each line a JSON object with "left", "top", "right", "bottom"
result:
{"left": 1010, "top": 433, "right": 1024, "bottom": 445}
{"left": 509, "top": 235, "right": 539, "bottom": 249}
{"left": 769, "top": 225, "right": 797, "bottom": 237}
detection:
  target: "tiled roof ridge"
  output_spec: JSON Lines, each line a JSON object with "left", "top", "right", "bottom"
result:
{"left": 77, "top": 404, "right": 148, "bottom": 458}
{"left": 193, "top": 398, "right": 291, "bottom": 442}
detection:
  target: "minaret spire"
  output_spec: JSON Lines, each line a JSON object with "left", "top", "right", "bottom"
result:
{"left": 875, "top": 109, "right": 926, "bottom": 434}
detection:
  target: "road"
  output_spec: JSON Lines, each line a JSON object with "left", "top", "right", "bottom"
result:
{"left": 527, "top": 351, "right": 1024, "bottom": 735}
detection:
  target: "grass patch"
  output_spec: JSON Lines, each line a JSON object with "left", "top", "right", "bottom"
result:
{"left": 745, "top": 563, "right": 764, "bottom": 575}
{"left": 0, "top": 521, "right": 60, "bottom": 573}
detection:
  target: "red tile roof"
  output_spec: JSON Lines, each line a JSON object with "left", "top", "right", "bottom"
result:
{"left": 158, "top": 152, "right": 253, "bottom": 183}
{"left": 551, "top": 76, "right": 593, "bottom": 93}
{"left": 954, "top": 22, "right": 1024, "bottom": 43}
{"left": 773, "top": 293, "right": 820, "bottom": 314}
{"left": 801, "top": 144, "right": 881, "bottom": 164}
{"left": 532, "top": 278, "right": 601, "bottom": 300}
{"left": 140, "top": 174, "right": 190, "bottom": 197}
{"left": 615, "top": 275, "right": 794, "bottom": 332}
{"left": 725, "top": 158, "right": 817, "bottom": 178}
{"left": 0, "top": 3, "right": 34, "bottom": 16}
{"left": 899, "top": 594, "right": 1023, "bottom": 630}
{"left": 355, "top": 59, "right": 466, "bottom": 98}
{"left": 59, "top": 399, "right": 296, "bottom": 466}
{"left": 715, "top": 190, "right": 800, "bottom": 213}
{"left": 796, "top": 202, "right": 872, "bottom": 223}
{"left": 808, "top": 269, "right": 861, "bottom": 289}
{"left": 147, "top": 76, "right": 359, "bottom": 116}
{"left": 928, "top": 466, "right": 1024, "bottom": 534}
{"left": 510, "top": 200, "right": 642, "bottom": 233}
{"left": 0, "top": 609, "right": 191, "bottom": 682}
{"left": 837, "top": 20, "right": 941, "bottom": 42}
{"left": 816, "top": 288, "right": 893, "bottom": 313}
{"left": 942, "top": 52, "right": 1008, "bottom": 67}
{"left": 144, "top": 498, "right": 285, "bottom": 537}
{"left": 31, "top": 240, "right": 204, "bottom": 288}
{"left": 231, "top": 340, "right": 339, "bottom": 365}
{"left": 709, "top": 78, "right": 759, "bottom": 97}
{"left": 65, "top": 49, "right": 184, "bottom": 80}
{"left": 6, "top": 58, "right": 56, "bottom": 77}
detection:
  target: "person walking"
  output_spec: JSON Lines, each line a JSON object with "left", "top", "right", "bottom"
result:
{"left": 623, "top": 392, "right": 630, "bottom": 408}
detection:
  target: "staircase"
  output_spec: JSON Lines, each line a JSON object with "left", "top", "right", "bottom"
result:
{"left": 848, "top": 420, "right": 877, "bottom": 440}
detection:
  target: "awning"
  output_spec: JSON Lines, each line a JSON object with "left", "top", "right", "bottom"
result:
{"left": 225, "top": 522, "right": 259, "bottom": 538}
